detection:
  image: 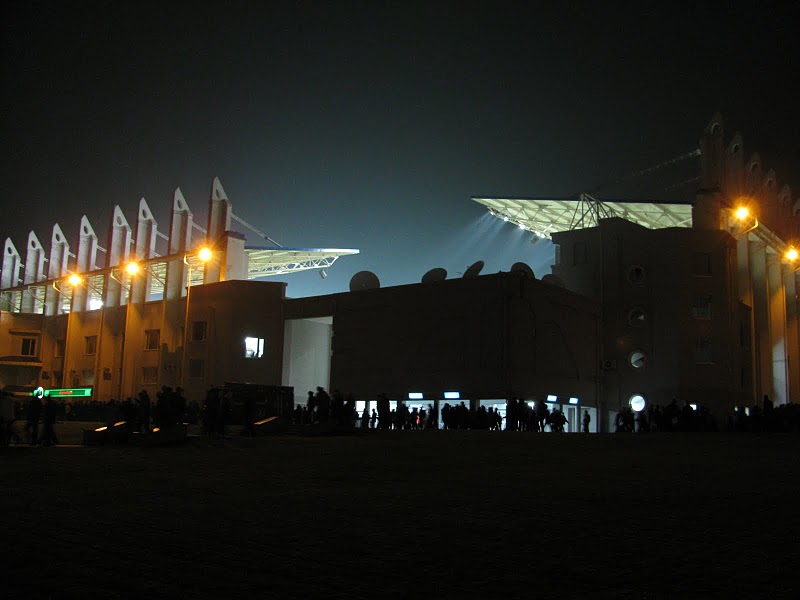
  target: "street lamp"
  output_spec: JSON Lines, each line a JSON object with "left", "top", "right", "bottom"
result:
{"left": 785, "top": 247, "right": 800, "bottom": 272}
{"left": 731, "top": 205, "right": 759, "bottom": 236}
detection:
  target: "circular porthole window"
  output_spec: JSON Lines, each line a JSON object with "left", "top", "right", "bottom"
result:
{"left": 629, "top": 350, "right": 647, "bottom": 369}
{"left": 627, "top": 307, "right": 646, "bottom": 327}
{"left": 628, "top": 265, "right": 646, "bottom": 283}
{"left": 629, "top": 394, "right": 646, "bottom": 412}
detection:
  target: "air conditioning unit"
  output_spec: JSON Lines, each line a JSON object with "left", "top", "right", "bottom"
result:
{"left": 601, "top": 359, "right": 617, "bottom": 371}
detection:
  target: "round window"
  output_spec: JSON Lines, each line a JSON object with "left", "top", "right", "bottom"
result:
{"left": 628, "top": 265, "right": 646, "bottom": 283}
{"left": 629, "top": 350, "right": 647, "bottom": 369}
{"left": 629, "top": 395, "right": 646, "bottom": 412}
{"left": 627, "top": 307, "right": 646, "bottom": 327}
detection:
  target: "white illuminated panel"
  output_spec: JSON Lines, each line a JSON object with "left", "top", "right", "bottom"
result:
{"left": 568, "top": 397, "right": 579, "bottom": 405}
{"left": 408, "top": 392, "right": 423, "bottom": 400}
{"left": 546, "top": 394, "right": 558, "bottom": 402}
{"left": 444, "top": 391, "right": 460, "bottom": 400}
{"left": 629, "top": 394, "right": 646, "bottom": 412}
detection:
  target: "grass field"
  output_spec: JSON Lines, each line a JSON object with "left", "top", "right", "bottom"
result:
{"left": 3, "top": 427, "right": 800, "bottom": 599}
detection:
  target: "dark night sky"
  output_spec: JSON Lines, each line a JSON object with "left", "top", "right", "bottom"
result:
{"left": 2, "top": 1, "right": 798, "bottom": 297}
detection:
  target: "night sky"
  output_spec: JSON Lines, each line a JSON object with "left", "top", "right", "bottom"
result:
{"left": 2, "top": 2, "right": 798, "bottom": 297}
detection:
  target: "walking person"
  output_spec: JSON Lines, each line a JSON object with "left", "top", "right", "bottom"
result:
{"left": 26, "top": 394, "right": 42, "bottom": 445}
{"left": 41, "top": 396, "right": 58, "bottom": 446}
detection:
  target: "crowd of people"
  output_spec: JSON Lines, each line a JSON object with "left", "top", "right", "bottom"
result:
{"left": 5, "top": 388, "right": 800, "bottom": 447}
{"left": 291, "top": 390, "right": 572, "bottom": 432}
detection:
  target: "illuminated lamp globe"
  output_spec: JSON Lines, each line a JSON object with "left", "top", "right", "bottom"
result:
{"left": 198, "top": 247, "right": 213, "bottom": 262}
{"left": 125, "top": 262, "right": 140, "bottom": 276}
{"left": 786, "top": 248, "right": 799, "bottom": 262}
{"left": 734, "top": 207, "right": 750, "bottom": 221}
{"left": 67, "top": 274, "right": 82, "bottom": 286}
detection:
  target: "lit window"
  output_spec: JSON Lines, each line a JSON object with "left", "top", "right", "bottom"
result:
{"left": 629, "top": 350, "right": 647, "bottom": 369}
{"left": 54, "top": 339, "right": 65, "bottom": 357}
{"left": 629, "top": 395, "right": 646, "bottom": 412}
{"left": 21, "top": 337, "right": 38, "bottom": 357}
{"left": 192, "top": 321, "right": 207, "bottom": 341}
{"left": 142, "top": 366, "right": 158, "bottom": 384}
{"left": 144, "top": 329, "right": 160, "bottom": 351}
{"left": 244, "top": 337, "right": 264, "bottom": 358}
{"left": 189, "top": 359, "right": 204, "bottom": 378}
{"left": 85, "top": 336, "right": 97, "bottom": 355}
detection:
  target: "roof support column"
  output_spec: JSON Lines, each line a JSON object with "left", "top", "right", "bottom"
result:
{"left": 784, "top": 268, "right": 800, "bottom": 404}
{"left": 21, "top": 232, "right": 46, "bottom": 313}
{"left": 749, "top": 241, "right": 771, "bottom": 405}
{"left": 767, "top": 253, "right": 788, "bottom": 405}
{"left": 44, "top": 225, "right": 69, "bottom": 316}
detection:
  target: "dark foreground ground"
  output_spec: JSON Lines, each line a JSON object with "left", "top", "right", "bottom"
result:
{"left": 3, "top": 427, "right": 800, "bottom": 599}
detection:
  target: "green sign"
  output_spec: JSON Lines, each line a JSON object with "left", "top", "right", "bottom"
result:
{"left": 32, "top": 387, "right": 93, "bottom": 398}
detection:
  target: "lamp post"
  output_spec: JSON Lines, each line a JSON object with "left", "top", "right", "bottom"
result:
{"left": 180, "top": 247, "right": 213, "bottom": 393}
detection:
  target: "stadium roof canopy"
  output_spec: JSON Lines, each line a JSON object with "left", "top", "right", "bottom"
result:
{"left": 472, "top": 194, "right": 694, "bottom": 240}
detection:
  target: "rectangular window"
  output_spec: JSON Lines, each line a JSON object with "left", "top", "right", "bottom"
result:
{"left": 21, "top": 337, "right": 38, "bottom": 356}
{"left": 693, "top": 339, "right": 713, "bottom": 364}
{"left": 189, "top": 358, "right": 205, "bottom": 378}
{"left": 54, "top": 339, "right": 65, "bottom": 357}
{"left": 82, "top": 369, "right": 95, "bottom": 385}
{"left": 692, "top": 295, "right": 712, "bottom": 319}
{"left": 144, "top": 329, "right": 160, "bottom": 351}
{"left": 691, "top": 252, "right": 712, "bottom": 276}
{"left": 192, "top": 321, "right": 207, "bottom": 342}
{"left": 244, "top": 337, "right": 264, "bottom": 358}
{"left": 142, "top": 366, "right": 158, "bottom": 384}
{"left": 85, "top": 335, "right": 97, "bottom": 355}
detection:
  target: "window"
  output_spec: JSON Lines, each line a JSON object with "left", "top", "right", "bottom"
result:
{"left": 694, "top": 339, "right": 713, "bottom": 364}
{"left": 692, "top": 295, "right": 712, "bottom": 319}
{"left": 85, "top": 336, "right": 97, "bottom": 355}
{"left": 189, "top": 359, "right": 205, "bottom": 378}
{"left": 54, "top": 339, "right": 65, "bottom": 357}
{"left": 82, "top": 369, "right": 95, "bottom": 385}
{"left": 21, "top": 337, "right": 38, "bottom": 356}
{"left": 629, "top": 395, "right": 646, "bottom": 412}
{"left": 192, "top": 321, "right": 207, "bottom": 342}
{"left": 691, "top": 252, "right": 712, "bottom": 276}
{"left": 145, "top": 329, "right": 160, "bottom": 351}
{"left": 142, "top": 366, "right": 158, "bottom": 384}
{"left": 627, "top": 307, "right": 646, "bottom": 328}
{"left": 629, "top": 350, "right": 647, "bottom": 369}
{"left": 244, "top": 337, "right": 264, "bottom": 358}
{"left": 628, "top": 265, "right": 646, "bottom": 283}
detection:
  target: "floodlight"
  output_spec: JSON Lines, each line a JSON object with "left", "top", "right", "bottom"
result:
{"left": 546, "top": 394, "right": 558, "bottom": 402}
{"left": 408, "top": 392, "right": 423, "bottom": 400}
{"left": 198, "top": 247, "right": 213, "bottom": 262}
{"left": 444, "top": 391, "right": 460, "bottom": 400}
